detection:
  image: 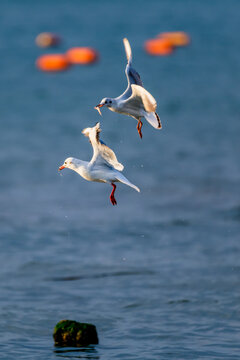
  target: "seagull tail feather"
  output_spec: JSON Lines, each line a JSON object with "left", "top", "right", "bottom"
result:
{"left": 144, "top": 111, "right": 162, "bottom": 129}
{"left": 115, "top": 172, "right": 140, "bottom": 193}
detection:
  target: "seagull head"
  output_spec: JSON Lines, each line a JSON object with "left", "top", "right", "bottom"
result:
{"left": 95, "top": 98, "right": 115, "bottom": 115}
{"left": 58, "top": 157, "right": 76, "bottom": 171}
{"left": 99, "top": 97, "right": 114, "bottom": 107}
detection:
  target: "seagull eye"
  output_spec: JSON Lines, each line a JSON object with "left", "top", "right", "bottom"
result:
{"left": 109, "top": 100, "right": 112, "bottom": 104}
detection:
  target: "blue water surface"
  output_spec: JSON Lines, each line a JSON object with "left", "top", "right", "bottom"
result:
{"left": 0, "top": 0, "right": 240, "bottom": 359}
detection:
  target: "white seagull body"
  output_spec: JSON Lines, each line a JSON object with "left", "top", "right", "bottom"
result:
{"left": 95, "top": 38, "right": 161, "bottom": 138}
{"left": 59, "top": 122, "right": 140, "bottom": 205}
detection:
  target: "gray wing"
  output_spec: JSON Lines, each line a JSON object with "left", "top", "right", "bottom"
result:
{"left": 126, "top": 66, "right": 143, "bottom": 87}
{"left": 123, "top": 38, "right": 143, "bottom": 88}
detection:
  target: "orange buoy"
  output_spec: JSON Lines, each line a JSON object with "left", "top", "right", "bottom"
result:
{"left": 158, "top": 32, "right": 190, "bottom": 47}
{"left": 144, "top": 38, "right": 174, "bottom": 56}
{"left": 35, "top": 32, "right": 61, "bottom": 48}
{"left": 36, "top": 54, "right": 70, "bottom": 72}
{"left": 65, "top": 47, "right": 98, "bottom": 65}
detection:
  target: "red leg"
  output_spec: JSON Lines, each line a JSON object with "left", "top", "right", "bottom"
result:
{"left": 110, "top": 183, "right": 117, "bottom": 205}
{"left": 136, "top": 119, "right": 143, "bottom": 139}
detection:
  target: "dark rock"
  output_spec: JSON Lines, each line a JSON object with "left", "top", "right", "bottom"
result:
{"left": 53, "top": 320, "right": 99, "bottom": 347}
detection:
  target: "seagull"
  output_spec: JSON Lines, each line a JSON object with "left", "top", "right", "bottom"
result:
{"left": 58, "top": 122, "right": 140, "bottom": 205}
{"left": 95, "top": 38, "right": 161, "bottom": 139}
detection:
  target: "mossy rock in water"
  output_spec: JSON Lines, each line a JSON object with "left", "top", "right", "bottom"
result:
{"left": 53, "top": 320, "right": 98, "bottom": 347}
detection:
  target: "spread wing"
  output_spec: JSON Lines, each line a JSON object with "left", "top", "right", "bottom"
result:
{"left": 123, "top": 38, "right": 143, "bottom": 88}
{"left": 123, "top": 84, "right": 157, "bottom": 113}
{"left": 94, "top": 140, "right": 124, "bottom": 171}
{"left": 83, "top": 123, "right": 124, "bottom": 171}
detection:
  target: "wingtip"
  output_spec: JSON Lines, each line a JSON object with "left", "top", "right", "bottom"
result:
{"left": 119, "top": 163, "right": 124, "bottom": 171}
{"left": 82, "top": 127, "right": 88, "bottom": 136}
{"left": 114, "top": 162, "right": 124, "bottom": 171}
{"left": 123, "top": 37, "right": 132, "bottom": 62}
{"left": 94, "top": 122, "right": 101, "bottom": 135}
{"left": 82, "top": 122, "right": 101, "bottom": 138}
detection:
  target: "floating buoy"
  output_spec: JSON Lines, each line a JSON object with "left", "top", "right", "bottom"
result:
{"left": 36, "top": 54, "right": 70, "bottom": 72}
{"left": 144, "top": 38, "right": 174, "bottom": 56}
{"left": 158, "top": 32, "right": 190, "bottom": 47}
{"left": 35, "top": 32, "right": 61, "bottom": 48}
{"left": 66, "top": 47, "right": 98, "bottom": 65}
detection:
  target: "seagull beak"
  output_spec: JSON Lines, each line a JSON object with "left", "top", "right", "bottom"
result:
{"left": 58, "top": 165, "right": 65, "bottom": 171}
{"left": 94, "top": 104, "right": 103, "bottom": 116}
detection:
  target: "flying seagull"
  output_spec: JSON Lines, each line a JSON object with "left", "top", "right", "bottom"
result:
{"left": 95, "top": 38, "right": 161, "bottom": 138}
{"left": 59, "top": 122, "right": 140, "bottom": 205}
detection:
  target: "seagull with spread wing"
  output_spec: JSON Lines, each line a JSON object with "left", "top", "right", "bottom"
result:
{"left": 58, "top": 122, "right": 140, "bottom": 205}
{"left": 95, "top": 38, "right": 161, "bottom": 138}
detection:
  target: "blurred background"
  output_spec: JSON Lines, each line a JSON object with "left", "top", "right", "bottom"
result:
{"left": 0, "top": 0, "right": 240, "bottom": 359}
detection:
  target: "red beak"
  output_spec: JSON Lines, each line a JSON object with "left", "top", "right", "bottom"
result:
{"left": 58, "top": 165, "right": 65, "bottom": 171}
{"left": 95, "top": 104, "right": 104, "bottom": 108}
